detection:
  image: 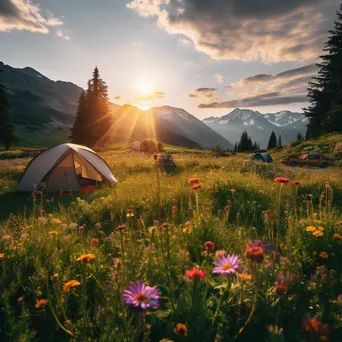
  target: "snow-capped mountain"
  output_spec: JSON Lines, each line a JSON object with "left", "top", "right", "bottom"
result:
{"left": 151, "top": 106, "right": 233, "bottom": 149}
{"left": 203, "top": 108, "right": 307, "bottom": 148}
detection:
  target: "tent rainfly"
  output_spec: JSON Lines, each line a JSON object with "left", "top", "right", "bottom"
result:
{"left": 17, "top": 143, "right": 117, "bottom": 193}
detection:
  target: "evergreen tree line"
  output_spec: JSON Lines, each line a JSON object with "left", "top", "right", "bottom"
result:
{"left": 304, "top": 3, "right": 342, "bottom": 137}
{"left": 71, "top": 67, "right": 112, "bottom": 147}
{"left": 0, "top": 68, "right": 15, "bottom": 150}
{"left": 233, "top": 131, "right": 260, "bottom": 152}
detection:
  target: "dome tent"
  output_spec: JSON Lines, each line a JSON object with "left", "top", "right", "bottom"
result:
{"left": 17, "top": 143, "right": 117, "bottom": 193}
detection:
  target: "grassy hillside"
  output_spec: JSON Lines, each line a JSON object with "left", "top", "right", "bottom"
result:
{"left": 0, "top": 150, "right": 341, "bottom": 341}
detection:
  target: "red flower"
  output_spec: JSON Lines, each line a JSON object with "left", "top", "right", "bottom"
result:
{"left": 302, "top": 318, "right": 329, "bottom": 341}
{"left": 293, "top": 181, "right": 300, "bottom": 185}
{"left": 246, "top": 246, "right": 264, "bottom": 263}
{"left": 275, "top": 284, "right": 287, "bottom": 295}
{"left": 274, "top": 177, "right": 290, "bottom": 183}
{"left": 192, "top": 184, "right": 203, "bottom": 191}
{"left": 34, "top": 190, "right": 42, "bottom": 196}
{"left": 204, "top": 241, "right": 215, "bottom": 251}
{"left": 185, "top": 267, "right": 206, "bottom": 279}
{"left": 188, "top": 178, "right": 200, "bottom": 184}
{"left": 91, "top": 238, "right": 99, "bottom": 245}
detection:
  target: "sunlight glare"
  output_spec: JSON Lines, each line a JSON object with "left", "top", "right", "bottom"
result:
{"left": 135, "top": 79, "right": 155, "bottom": 96}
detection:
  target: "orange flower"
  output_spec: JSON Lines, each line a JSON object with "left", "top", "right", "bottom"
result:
{"left": 302, "top": 318, "right": 329, "bottom": 342}
{"left": 275, "top": 284, "right": 287, "bottom": 295}
{"left": 318, "top": 226, "right": 325, "bottom": 232}
{"left": 333, "top": 233, "right": 342, "bottom": 239}
{"left": 306, "top": 226, "right": 316, "bottom": 232}
{"left": 238, "top": 273, "right": 252, "bottom": 281}
{"left": 64, "top": 280, "right": 81, "bottom": 292}
{"left": 0, "top": 253, "right": 4, "bottom": 259}
{"left": 35, "top": 299, "right": 48, "bottom": 308}
{"left": 185, "top": 267, "right": 206, "bottom": 279}
{"left": 188, "top": 178, "right": 200, "bottom": 184}
{"left": 319, "top": 252, "right": 328, "bottom": 259}
{"left": 76, "top": 254, "right": 95, "bottom": 262}
{"left": 246, "top": 246, "right": 264, "bottom": 263}
{"left": 313, "top": 230, "right": 324, "bottom": 237}
{"left": 174, "top": 323, "right": 188, "bottom": 337}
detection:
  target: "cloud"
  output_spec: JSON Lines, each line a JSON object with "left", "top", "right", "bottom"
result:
{"left": 187, "top": 87, "right": 217, "bottom": 99}
{"left": 0, "top": 0, "right": 63, "bottom": 33}
{"left": 194, "top": 64, "right": 317, "bottom": 108}
{"left": 126, "top": 0, "right": 339, "bottom": 62}
{"left": 56, "top": 29, "right": 70, "bottom": 40}
{"left": 178, "top": 37, "right": 191, "bottom": 45}
{"left": 215, "top": 73, "right": 224, "bottom": 83}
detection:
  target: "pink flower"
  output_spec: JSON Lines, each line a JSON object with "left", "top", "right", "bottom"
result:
{"left": 204, "top": 241, "right": 215, "bottom": 251}
{"left": 188, "top": 178, "right": 200, "bottom": 184}
{"left": 91, "top": 238, "right": 99, "bottom": 245}
{"left": 38, "top": 216, "right": 47, "bottom": 224}
{"left": 192, "top": 184, "right": 203, "bottom": 191}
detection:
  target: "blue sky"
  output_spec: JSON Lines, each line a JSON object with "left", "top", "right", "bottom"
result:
{"left": 0, "top": 0, "right": 340, "bottom": 118}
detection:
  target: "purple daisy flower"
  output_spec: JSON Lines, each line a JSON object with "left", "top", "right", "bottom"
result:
{"left": 213, "top": 254, "right": 240, "bottom": 275}
{"left": 122, "top": 282, "right": 160, "bottom": 311}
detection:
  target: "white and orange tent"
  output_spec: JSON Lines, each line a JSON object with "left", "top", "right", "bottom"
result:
{"left": 17, "top": 143, "right": 117, "bottom": 193}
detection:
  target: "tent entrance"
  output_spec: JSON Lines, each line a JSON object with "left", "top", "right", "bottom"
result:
{"left": 45, "top": 152, "right": 103, "bottom": 192}
{"left": 73, "top": 153, "right": 103, "bottom": 186}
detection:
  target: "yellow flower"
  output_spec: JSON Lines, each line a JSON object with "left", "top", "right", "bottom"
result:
{"left": 51, "top": 218, "right": 62, "bottom": 224}
{"left": 313, "top": 230, "right": 324, "bottom": 237}
{"left": 319, "top": 251, "right": 328, "bottom": 259}
{"left": 0, "top": 253, "right": 4, "bottom": 259}
{"left": 238, "top": 273, "right": 252, "bottom": 281}
{"left": 35, "top": 299, "right": 48, "bottom": 308}
{"left": 314, "top": 220, "right": 321, "bottom": 224}
{"left": 306, "top": 226, "right": 316, "bottom": 232}
{"left": 148, "top": 226, "right": 156, "bottom": 234}
{"left": 48, "top": 231, "right": 58, "bottom": 236}
{"left": 76, "top": 254, "right": 95, "bottom": 262}
{"left": 64, "top": 280, "right": 81, "bottom": 292}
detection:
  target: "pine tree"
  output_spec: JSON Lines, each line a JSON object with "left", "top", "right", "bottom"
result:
{"left": 304, "top": 3, "right": 342, "bottom": 136}
{"left": 0, "top": 68, "right": 14, "bottom": 150}
{"left": 278, "top": 135, "right": 282, "bottom": 147}
{"left": 267, "top": 131, "right": 277, "bottom": 150}
{"left": 233, "top": 142, "right": 238, "bottom": 153}
{"left": 71, "top": 67, "right": 112, "bottom": 147}
{"left": 297, "top": 132, "right": 304, "bottom": 141}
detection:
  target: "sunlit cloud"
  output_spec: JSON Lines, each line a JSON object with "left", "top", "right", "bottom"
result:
{"left": 127, "top": 0, "right": 339, "bottom": 63}
{"left": 56, "top": 29, "right": 70, "bottom": 40}
{"left": 113, "top": 96, "right": 121, "bottom": 101}
{"left": 0, "top": 0, "right": 63, "bottom": 33}
{"left": 215, "top": 73, "right": 224, "bottom": 84}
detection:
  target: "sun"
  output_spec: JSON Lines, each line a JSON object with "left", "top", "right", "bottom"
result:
{"left": 135, "top": 79, "right": 155, "bottom": 96}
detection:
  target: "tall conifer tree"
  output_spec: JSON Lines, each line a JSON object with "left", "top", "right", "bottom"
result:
{"left": 304, "top": 3, "right": 342, "bottom": 136}
{"left": 267, "top": 131, "right": 277, "bottom": 150}
{"left": 0, "top": 68, "right": 14, "bottom": 150}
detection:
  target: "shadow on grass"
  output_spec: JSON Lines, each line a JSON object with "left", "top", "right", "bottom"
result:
{"left": 0, "top": 191, "right": 33, "bottom": 220}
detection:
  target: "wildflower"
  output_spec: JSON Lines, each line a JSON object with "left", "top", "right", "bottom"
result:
{"left": 204, "top": 241, "right": 215, "bottom": 251}
{"left": 35, "top": 299, "right": 48, "bottom": 308}
{"left": 246, "top": 246, "right": 264, "bottom": 263}
{"left": 333, "top": 233, "right": 342, "bottom": 239}
{"left": 95, "top": 222, "right": 101, "bottom": 228}
{"left": 122, "top": 282, "right": 160, "bottom": 311}
{"left": 188, "top": 178, "right": 200, "bottom": 184}
{"left": 173, "top": 198, "right": 178, "bottom": 203}
{"left": 60, "top": 224, "right": 68, "bottom": 229}
{"left": 293, "top": 181, "right": 300, "bottom": 185}
{"left": 174, "top": 323, "right": 188, "bottom": 337}
{"left": 215, "top": 250, "right": 227, "bottom": 257}
{"left": 318, "top": 226, "right": 325, "bottom": 232}
{"left": 69, "top": 222, "right": 78, "bottom": 229}
{"left": 274, "top": 177, "right": 290, "bottom": 183}
{"left": 48, "top": 231, "right": 58, "bottom": 236}
{"left": 192, "top": 184, "right": 203, "bottom": 190}
{"left": 116, "top": 224, "right": 127, "bottom": 231}
{"left": 302, "top": 318, "right": 329, "bottom": 342}
{"left": 267, "top": 325, "right": 284, "bottom": 336}
{"left": 0, "top": 253, "right": 4, "bottom": 259}
{"left": 319, "top": 252, "right": 328, "bottom": 259}
{"left": 213, "top": 254, "right": 240, "bottom": 275}
{"left": 34, "top": 190, "right": 42, "bottom": 196}
{"left": 76, "top": 254, "right": 95, "bottom": 262}
{"left": 275, "top": 284, "right": 287, "bottom": 295}
{"left": 306, "top": 226, "right": 316, "bottom": 232}
{"left": 148, "top": 226, "right": 156, "bottom": 233}
{"left": 313, "top": 230, "right": 324, "bottom": 237}
{"left": 238, "top": 273, "right": 252, "bottom": 281}
{"left": 38, "top": 216, "right": 47, "bottom": 224}
{"left": 185, "top": 267, "right": 206, "bottom": 279}
{"left": 64, "top": 280, "right": 81, "bottom": 292}
{"left": 91, "top": 238, "right": 99, "bottom": 245}
{"left": 51, "top": 218, "right": 61, "bottom": 224}
{"left": 160, "top": 222, "right": 171, "bottom": 229}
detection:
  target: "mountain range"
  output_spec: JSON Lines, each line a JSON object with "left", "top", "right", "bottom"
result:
{"left": 1, "top": 62, "right": 307, "bottom": 149}
{"left": 203, "top": 109, "right": 308, "bottom": 148}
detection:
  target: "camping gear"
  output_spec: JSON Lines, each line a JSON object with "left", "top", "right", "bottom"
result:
{"left": 17, "top": 143, "right": 117, "bottom": 193}
{"left": 156, "top": 153, "right": 177, "bottom": 168}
